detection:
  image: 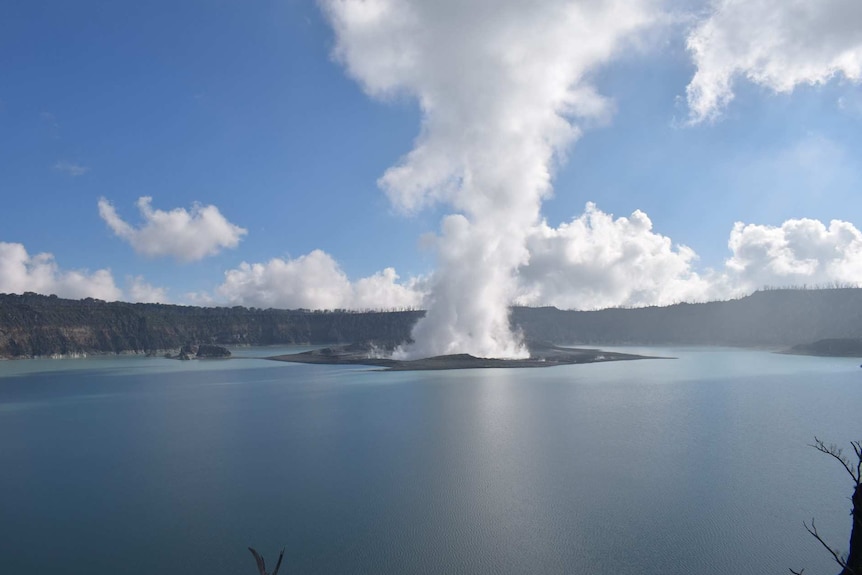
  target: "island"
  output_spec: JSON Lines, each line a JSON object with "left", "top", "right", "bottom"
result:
{"left": 166, "top": 343, "right": 232, "bottom": 360}
{"left": 267, "top": 341, "right": 661, "bottom": 371}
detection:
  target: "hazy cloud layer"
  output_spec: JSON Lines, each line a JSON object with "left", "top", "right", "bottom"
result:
{"left": 216, "top": 249, "right": 424, "bottom": 310}
{"left": 52, "top": 160, "right": 89, "bottom": 177}
{"left": 687, "top": 0, "right": 862, "bottom": 122}
{"left": 98, "top": 196, "right": 247, "bottom": 262}
{"left": 0, "top": 242, "right": 121, "bottom": 301}
{"left": 323, "top": 0, "right": 659, "bottom": 358}
{"left": 126, "top": 275, "right": 169, "bottom": 304}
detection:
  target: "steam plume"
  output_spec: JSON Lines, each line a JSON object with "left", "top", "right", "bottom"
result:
{"left": 322, "top": 0, "right": 657, "bottom": 358}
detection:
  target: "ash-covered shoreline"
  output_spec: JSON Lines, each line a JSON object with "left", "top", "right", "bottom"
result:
{"left": 267, "top": 341, "right": 667, "bottom": 371}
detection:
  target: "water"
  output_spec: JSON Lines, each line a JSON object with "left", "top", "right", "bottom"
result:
{"left": 1, "top": 347, "right": 859, "bottom": 574}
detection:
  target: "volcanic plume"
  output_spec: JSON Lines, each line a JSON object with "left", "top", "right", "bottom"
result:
{"left": 321, "top": 0, "right": 657, "bottom": 358}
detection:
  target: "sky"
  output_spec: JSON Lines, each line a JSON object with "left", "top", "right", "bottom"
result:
{"left": 2, "top": 1, "right": 862, "bottom": 349}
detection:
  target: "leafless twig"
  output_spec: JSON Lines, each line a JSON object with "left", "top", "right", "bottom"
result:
{"left": 248, "top": 546, "right": 285, "bottom": 575}
{"left": 801, "top": 519, "right": 853, "bottom": 574}
{"left": 793, "top": 439, "right": 862, "bottom": 575}
{"left": 811, "top": 437, "right": 862, "bottom": 485}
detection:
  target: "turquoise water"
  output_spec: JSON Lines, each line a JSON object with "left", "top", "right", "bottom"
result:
{"left": 1, "top": 347, "right": 859, "bottom": 573}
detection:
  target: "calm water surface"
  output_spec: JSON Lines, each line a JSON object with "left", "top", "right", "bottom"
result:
{"left": 1, "top": 347, "right": 860, "bottom": 574}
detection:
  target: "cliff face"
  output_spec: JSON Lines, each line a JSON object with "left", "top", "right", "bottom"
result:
{"left": 3, "top": 288, "right": 862, "bottom": 358}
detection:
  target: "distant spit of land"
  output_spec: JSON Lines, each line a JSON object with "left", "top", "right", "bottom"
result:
{"left": 268, "top": 341, "right": 660, "bottom": 371}
{"left": 3, "top": 288, "right": 862, "bottom": 359}
{"left": 784, "top": 338, "right": 862, "bottom": 358}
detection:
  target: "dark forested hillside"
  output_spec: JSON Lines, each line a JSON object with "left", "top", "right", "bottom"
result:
{"left": 0, "top": 293, "right": 422, "bottom": 358}
{"left": 511, "top": 288, "right": 862, "bottom": 348}
{"left": 2, "top": 288, "right": 862, "bottom": 358}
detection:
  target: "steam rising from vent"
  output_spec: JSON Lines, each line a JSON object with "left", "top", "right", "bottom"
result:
{"left": 321, "top": 0, "right": 657, "bottom": 358}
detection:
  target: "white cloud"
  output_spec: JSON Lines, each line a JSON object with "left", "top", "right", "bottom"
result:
{"left": 686, "top": 0, "right": 862, "bottom": 122}
{"left": 52, "top": 161, "right": 89, "bottom": 177}
{"left": 352, "top": 267, "right": 425, "bottom": 310}
{"left": 509, "top": 204, "right": 862, "bottom": 311}
{"left": 204, "top": 212, "right": 862, "bottom": 312}
{"left": 0, "top": 242, "right": 121, "bottom": 301}
{"left": 98, "top": 196, "right": 247, "bottom": 262}
{"left": 725, "top": 217, "right": 862, "bottom": 292}
{"left": 517, "top": 203, "right": 715, "bottom": 310}
{"left": 322, "top": 0, "right": 660, "bottom": 358}
{"left": 216, "top": 249, "right": 424, "bottom": 310}
{"left": 126, "top": 276, "right": 169, "bottom": 304}
{"left": 218, "top": 250, "right": 351, "bottom": 309}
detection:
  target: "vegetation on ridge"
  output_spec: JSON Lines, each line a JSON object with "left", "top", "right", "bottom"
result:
{"left": 3, "top": 288, "right": 862, "bottom": 358}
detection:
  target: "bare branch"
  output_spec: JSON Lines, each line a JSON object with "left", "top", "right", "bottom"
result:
{"left": 248, "top": 546, "right": 286, "bottom": 575}
{"left": 795, "top": 439, "right": 862, "bottom": 575}
{"left": 802, "top": 519, "right": 855, "bottom": 574}
{"left": 272, "top": 547, "right": 285, "bottom": 575}
{"left": 248, "top": 547, "right": 267, "bottom": 575}
{"left": 812, "top": 437, "right": 860, "bottom": 483}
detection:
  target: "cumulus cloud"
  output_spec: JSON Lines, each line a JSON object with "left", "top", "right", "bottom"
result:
{"left": 352, "top": 267, "right": 425, "bottom": 310}
{"left": 190, "top": 212, "right": 862, "bottom": 312}
{"left": 724, "top": 218, "right": 862, "bottom": 292}
{"left": 98, "top": 196, "right": 247, "bottom": 262}
{"left": 509, "top": 204, "right": 862, "bottom": 311}
{"left": 686, "top": 0, "right": 862, "bottom": 122}
{"left": 52, "top": 161, "right": 89, "bottom": 177}
{"left": 216, "top": 249, "right": 424, "bottom": 310}
{"left": 0, "top": 242, "right": 121, "bottom": 301}
{"left": 517, "top": 203, "right": 715, "bottom": 310}
{"left": 322, "top": 0, "right": 659, "bottom": 358}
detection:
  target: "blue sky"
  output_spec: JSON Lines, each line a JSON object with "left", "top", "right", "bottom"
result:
{"left": 2, "top": 1, "right": 429, "bottom": 289}
{"left": 2, "top": 0, "right": 862, "bottom": 319}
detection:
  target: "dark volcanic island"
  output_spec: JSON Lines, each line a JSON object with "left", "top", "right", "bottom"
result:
{"left": 268, "top": 341, "right": 661, "bottom": 371}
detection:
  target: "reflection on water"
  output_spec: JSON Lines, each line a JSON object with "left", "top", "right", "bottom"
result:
{"left": 0, "top": 346, "right": 859, "bottom": 574}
